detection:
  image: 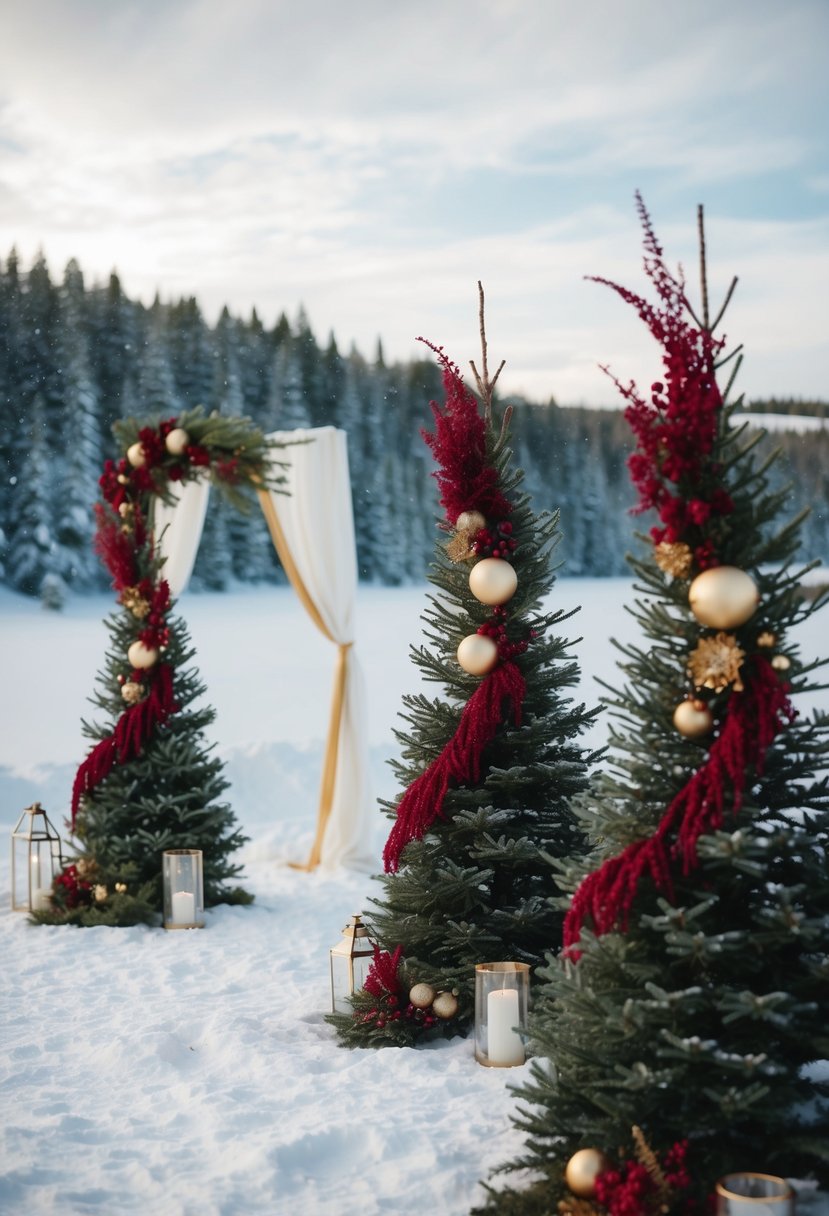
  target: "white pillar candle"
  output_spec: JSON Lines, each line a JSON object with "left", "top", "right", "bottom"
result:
{"left": 171, "top": 890, "right": 196, "bottom": 924}
{"left": 487, "top": 986, "right": 524, "bottom": 1066}
{"left": 31, "top": 887, "right": 51, "bottom": 911}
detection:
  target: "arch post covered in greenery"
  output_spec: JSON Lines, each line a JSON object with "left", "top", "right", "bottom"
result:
{"left": 34, "top": 407, "right": 287, "bottom": 926}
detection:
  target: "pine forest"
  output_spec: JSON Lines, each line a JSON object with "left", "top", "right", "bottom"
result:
{"left": 1, "top": 249, "right": 827, "bottom": 607}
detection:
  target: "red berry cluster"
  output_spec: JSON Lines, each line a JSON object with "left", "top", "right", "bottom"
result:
{"left": 477, "top": 606, "right": 531, "bottom": 662}
{"left": 362, "top": 993, "right": 401, "bottom": 1030}
{"left": 593, "top": 1139, "right": 692, "bottom": 1216}
{"left": 471, "top": 519, "right": 516, "bottom": 560}
{"left": 53, "top": 864, "right": 92, "bottom": 911}
{"left": 136, "top": 581, "right": 171, "bottom": 653}
{"left": 590, "top": 193, "right": 737, "bottom": 568}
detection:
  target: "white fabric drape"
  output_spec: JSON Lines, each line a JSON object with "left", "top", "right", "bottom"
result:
{"left": 152, "top": 479, "right": 210, "bottom": 598}
{"left": 261, "top": 427, "right": 374, "bottom": 871}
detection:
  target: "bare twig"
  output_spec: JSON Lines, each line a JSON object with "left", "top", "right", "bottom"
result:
{"left": 469, "top": 280, "right": 505, "bottom": 425}
{"left": 698, "top": 204, "right": 710, "bottom": 330}
{"left": 710, "top": 275, "right": 739, "bottom": 333}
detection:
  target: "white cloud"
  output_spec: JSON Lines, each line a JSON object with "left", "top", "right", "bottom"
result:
{"left": 0, "top": 0, "right": 826, "bottom": 403}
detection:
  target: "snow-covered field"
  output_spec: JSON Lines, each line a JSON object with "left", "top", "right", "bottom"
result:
{"left": 1, "top": 579, "right": 827, "bottom": 1216}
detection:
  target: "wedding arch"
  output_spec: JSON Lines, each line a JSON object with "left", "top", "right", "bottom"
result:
{"left": 72, "top": 407, "right": 373, "bottom": 881}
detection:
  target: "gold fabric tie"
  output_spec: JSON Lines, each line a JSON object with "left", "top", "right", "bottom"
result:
{"left": 257, "top": 487, "right": 353, "bottom": 870}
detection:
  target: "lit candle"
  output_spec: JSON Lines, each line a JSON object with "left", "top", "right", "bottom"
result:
{"left": 486, "top": 985, "right": 524, "bottom": 1066}
{"left": 171, "top": 890, "right": 196, "bottom": 924}
{"left": 29, "top": 853, "right": 49, "bottom": 910}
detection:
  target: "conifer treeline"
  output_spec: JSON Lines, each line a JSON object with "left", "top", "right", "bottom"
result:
{"left": 1, "top": 250, "right": 827, "bottom": 604}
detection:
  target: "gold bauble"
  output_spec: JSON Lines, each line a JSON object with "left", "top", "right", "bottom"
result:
{"left": 456, "top": 510, "right": 486, "bottom": 532}
{"left": 121, "top": 680, "right": 144, "bottom": 704}
{"left": 127, "top": 640, "right": 159, "bottom": 670}
{"left": 409, "top": 983, "right": 436, "bottom": 1010}
{"left": 564, "top": 1148, "right": 611, "bottom": 1199}
{"left": 771, "top": 654, "right": 791, "bottom": 671}
{"left": 469, "top": 557, "right": 518, "bottom": 607}
{"left": 688, "top": 566, "right": 759, "bottom": 630}
{"left": 673, "top": 698, "right": 714, "bottom": 738}
{"left": 432, "top": 991, "right": 459, "bottom": 1020}
{"left": 126, "top": 441, "right": 146, "bottom": 468}
{"left": 165, "top": 427, "right": 190, "bottom": 456}
{"left": 457, "top": 633, "right": 498, "bottom": 676}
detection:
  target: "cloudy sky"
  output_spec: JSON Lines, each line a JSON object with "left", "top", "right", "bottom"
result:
{"left": 1, "top": 0, "right": 826, "bottom": 405}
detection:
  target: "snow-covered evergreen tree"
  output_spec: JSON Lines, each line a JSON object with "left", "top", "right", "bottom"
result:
{"left": 6, "top": 392, "right": 63, "bottom": 604}
{"left": 54, "top": 259, "right": 101, "bottom": 589}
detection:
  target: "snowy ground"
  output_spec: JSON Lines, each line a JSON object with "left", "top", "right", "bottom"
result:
{"left": 1, "top": 579, "right": 827, "bottom": 1216}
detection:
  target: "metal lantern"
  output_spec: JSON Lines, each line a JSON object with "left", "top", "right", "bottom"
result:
{"left": 11, "top": 802, "right": 63, "bottom": 912}
{"left": 329, "top": 915, "right": 375, "bottom": 1014}
{"left": 162, "top": 849, "right": 205, "bottom": 930}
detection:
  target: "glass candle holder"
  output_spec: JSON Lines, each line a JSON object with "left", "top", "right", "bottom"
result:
{"left": 162, "top": 849, "right": 205, "bottom": 930}
{"left": 474, "top": 961, "right": 530, "bottom": 1067}
{"left": 715, "top": 1173, "right": 795, "bottom": 1215}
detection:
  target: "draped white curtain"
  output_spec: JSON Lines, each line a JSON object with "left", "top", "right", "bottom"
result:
{"left": 152, "top": 480, "right": 211, "bottom": 597}
{"left": 259, "top": 427, "right": 374, "bottom": 871}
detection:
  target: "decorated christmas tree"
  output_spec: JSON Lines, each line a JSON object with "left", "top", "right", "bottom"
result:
{"left": 330, "top": 289, "right": 599, "bottom": 1045}
{"left": 35, "top": 407, "right": 283, "bottom": 927}
{"left": 476, "top": 197, "right": 829, "bottom": 1214}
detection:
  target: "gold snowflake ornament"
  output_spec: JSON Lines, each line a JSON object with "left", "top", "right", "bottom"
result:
{"left": 687, "top": 631, "right": 746, "bottom": 693}
{"left": 121, "top": 586, "right": 151, "bottom": 619}
{"left": 654, "top": 541, "right": 693, "bottom": 578}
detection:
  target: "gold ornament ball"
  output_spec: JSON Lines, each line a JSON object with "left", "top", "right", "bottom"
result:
{"left": 456, "top": 509, "right": 486, "bottom": 533}
{"left": 121, "top": 680, "right": 144, "bottom": 704}
{"left": 771, "top": 654, "right": 791, "bottom": 671}
{"left": 457, "top": 633, "right": 498, "bottom": 676}
{"left": 409, "top": 983, "right": 436, "bottom": 1010}
{"left": 432, "top": 991, "right": 458, "bottom": 1020}
{"left": 688, "top": 566, "right": 759, "bottom": 630}
{"left": 673, "top": 698, "right": 714, "bottom": 738}
{"left": 127, "top": 640, "right": 159, "bottom": 670}
{"left": 469, "top": 557, "right": 518, "bottom": 607}
{"left": 126, "top": 441, "right": 146, "bottom": 468}
{"left": 564, "top": 1148, "right": 611, "bottom": 1199}
{"left": 165, "top": 427, "right": 190, "bottom": 456}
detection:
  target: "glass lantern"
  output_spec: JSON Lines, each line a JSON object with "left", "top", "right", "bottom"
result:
{"left": 11, "top": 802, "right": 63, "bottom": 912}
{"left": 162, "top": 849, "right": 205, "bottom": 930}
{"left": 329, "top": 915, "right": 375, "bottom": 1013}
{"left": 474, "top": 961, "right": 530, "bottom": 1067}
